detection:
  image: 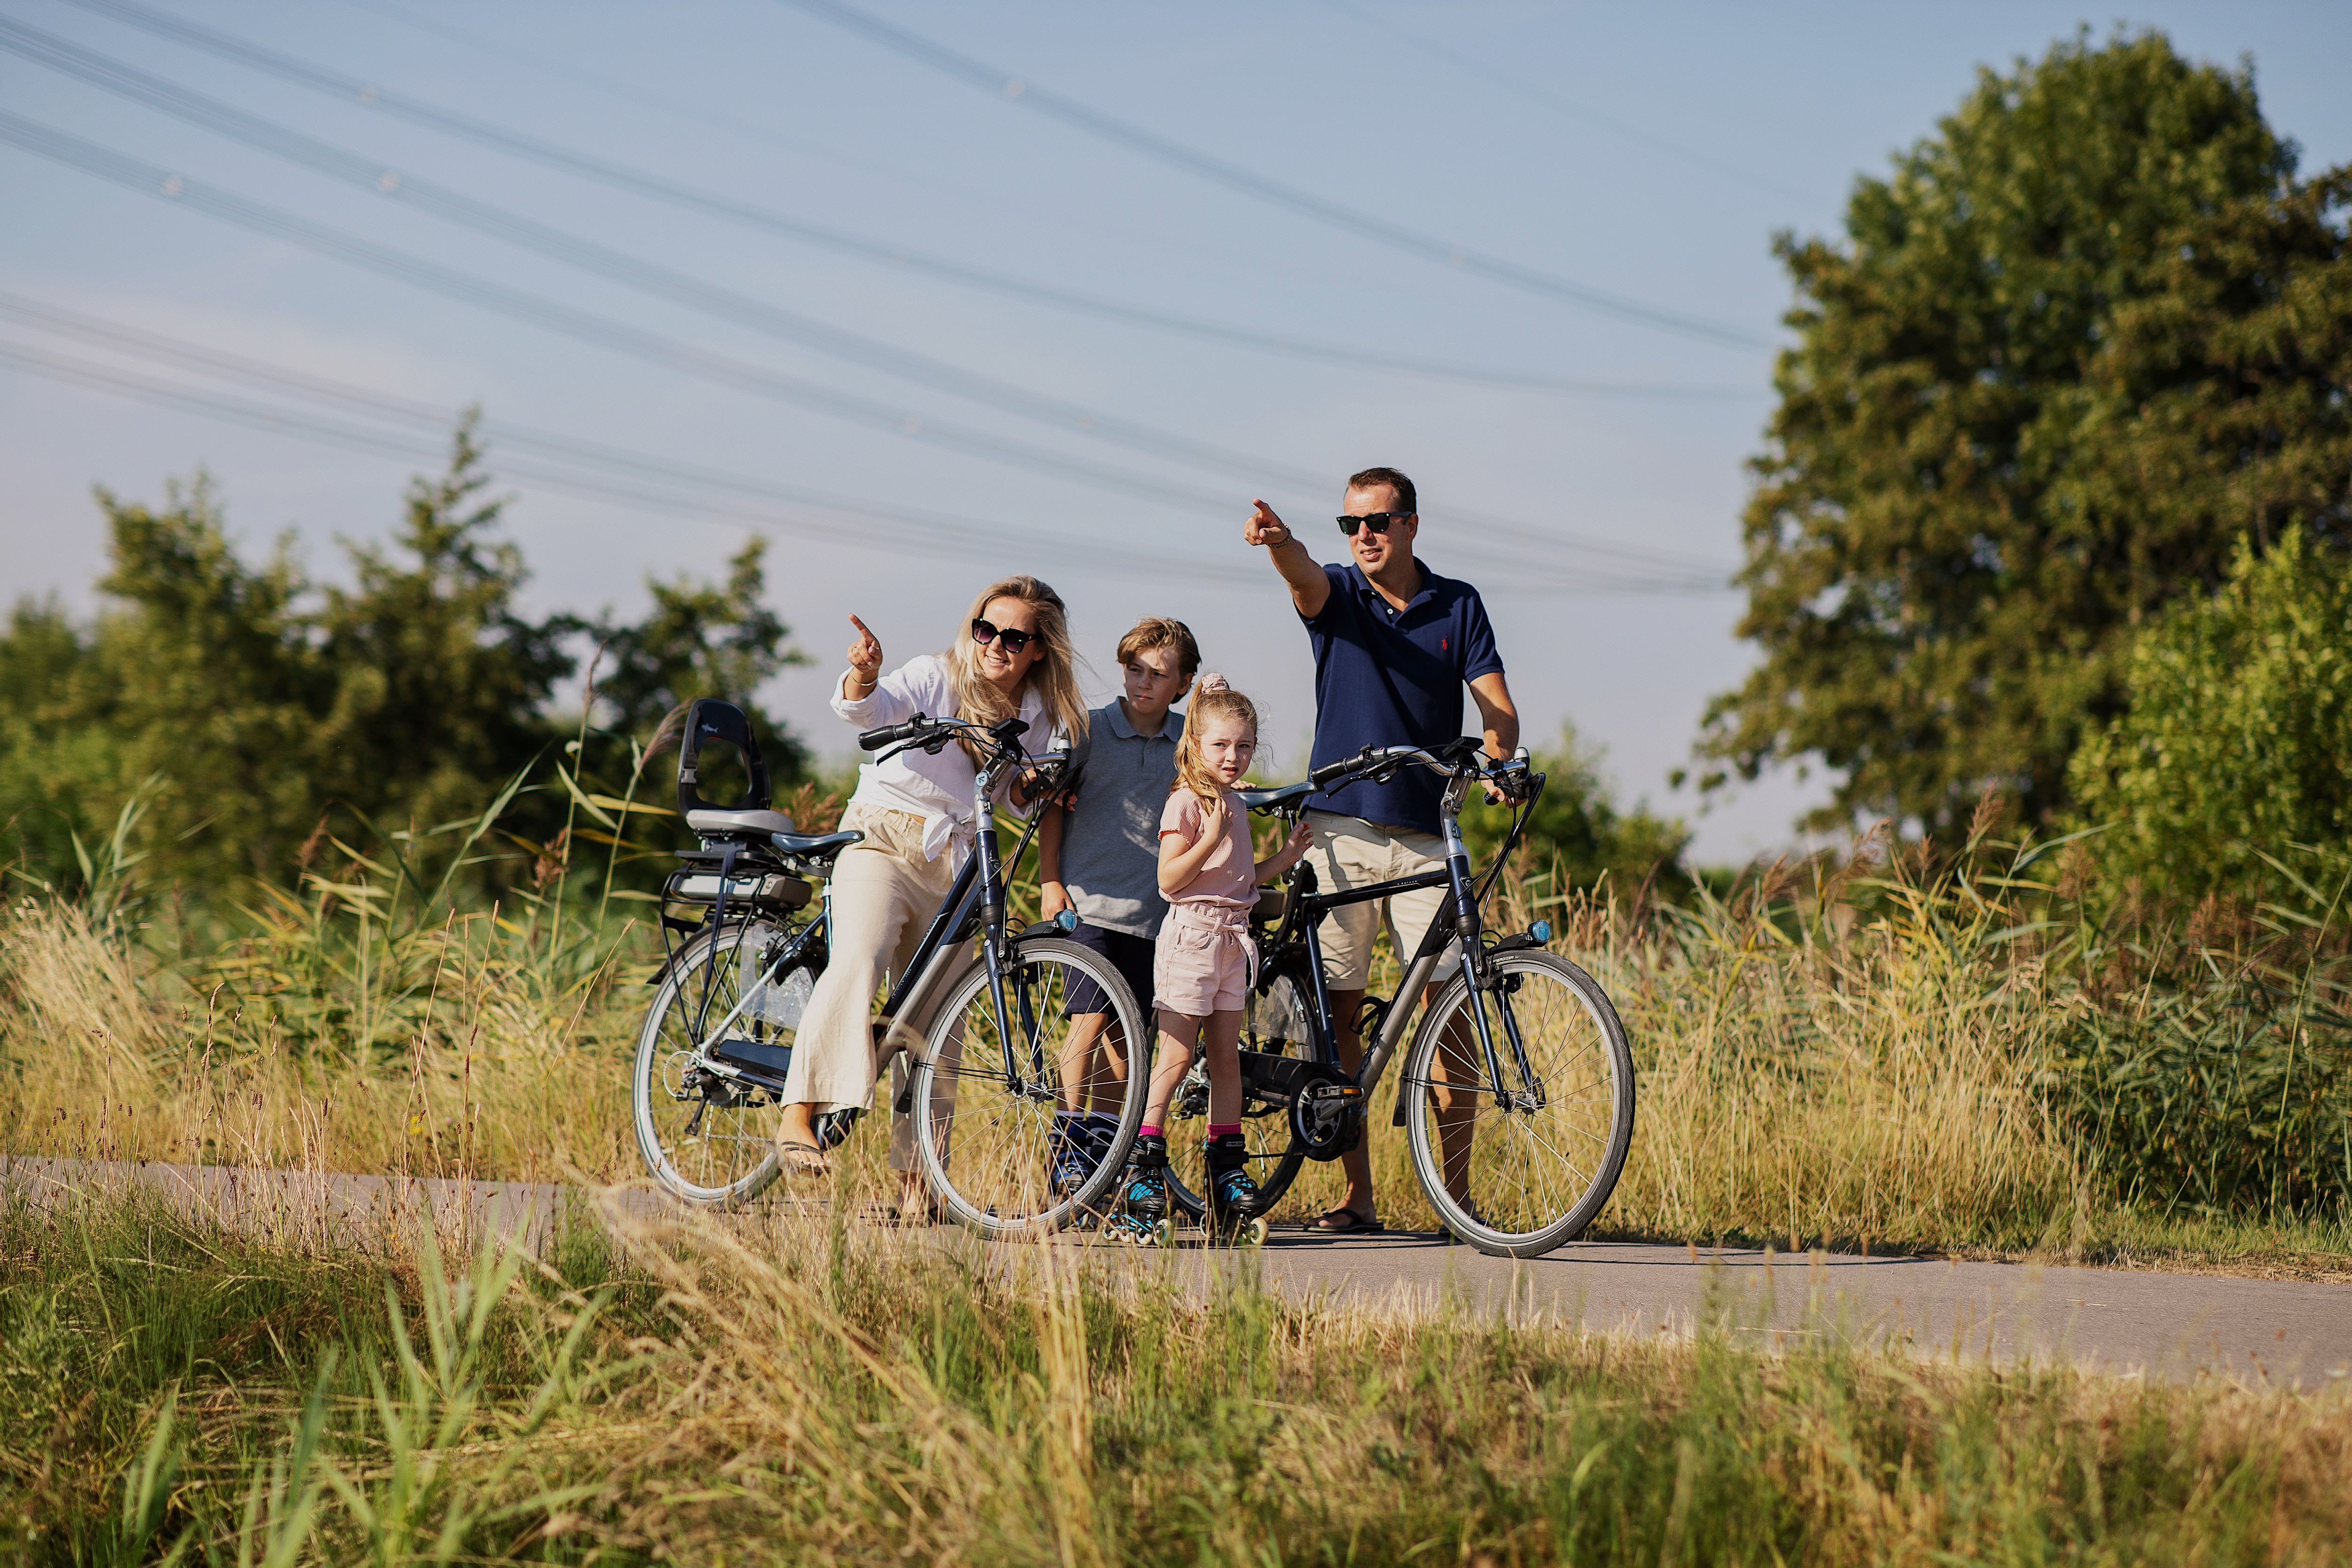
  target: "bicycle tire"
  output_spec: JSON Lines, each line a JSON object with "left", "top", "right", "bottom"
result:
{"left": 1398, "top": 950, "right": 1635, "bottom": 1258}
{"left": 631, "top": 919, "right": 817, "bottom": 1207}
{"left": 910, "top": 937, "right": 1150, "bottom": 1237}
{"left": 1164, "top": 967, "right": 1318, "bottom": 1222}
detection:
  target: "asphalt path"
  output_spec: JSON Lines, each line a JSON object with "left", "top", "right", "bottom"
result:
{"left": 12, "top": 1156, "right": 2347, "bottom": 1390}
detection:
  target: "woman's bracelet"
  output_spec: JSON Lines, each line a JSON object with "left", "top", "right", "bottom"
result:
{"left": 845, "top": 669, "right": 876, "bottom": 698}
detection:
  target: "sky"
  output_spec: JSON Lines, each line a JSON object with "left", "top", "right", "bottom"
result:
{"left": 3, "top": 0, "right": 2347, "bottom": 863}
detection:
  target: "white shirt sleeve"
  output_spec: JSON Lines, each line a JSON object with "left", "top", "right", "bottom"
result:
{"left": 832, "top": 653, "right": 947, "bottom": 729}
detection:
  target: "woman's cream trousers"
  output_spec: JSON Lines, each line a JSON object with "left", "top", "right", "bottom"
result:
{"left": 781, "top": 802, "right": 969, "bottom": 1169}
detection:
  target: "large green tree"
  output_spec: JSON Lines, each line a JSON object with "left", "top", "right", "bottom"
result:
{"left": 1699, "top": 31, "right": 2349, "bottom": 839}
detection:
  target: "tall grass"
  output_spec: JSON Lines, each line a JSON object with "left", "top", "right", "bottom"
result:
{"left": 6, "top": 1188, "right": 2350, "bottom": 1564}
{"left": 4, "top": 774, "right": 2348, "bottom": 1260}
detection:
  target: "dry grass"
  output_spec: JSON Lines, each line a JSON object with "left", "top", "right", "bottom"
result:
{"left": 3, "top": 814, "right": 2345, "bottom": 1267}
{"left": 7, "top": 1187, "right": 2351, "bottom": 1565}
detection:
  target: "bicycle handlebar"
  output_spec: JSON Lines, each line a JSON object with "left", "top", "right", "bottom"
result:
{"left": 858, "top": 717, "right": 929, "bottom": 752}
{"left": 856, "top": 713, "right": 1057, "bottom": 778}
{"left": 1306, "top": 739, "right": 1527, "bottom": 794}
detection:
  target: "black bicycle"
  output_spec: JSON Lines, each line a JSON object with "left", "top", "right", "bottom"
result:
{"left": 631, "top": 698, "right": 863, "bottom": 1206}
{"left": 1154, "top": 738, "right": 1637, "bottom": 1258}
{"left": 632, "top": 701, "right": 1154, "bottom": 1232}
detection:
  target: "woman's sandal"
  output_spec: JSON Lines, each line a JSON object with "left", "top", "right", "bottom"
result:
{"left": 1307, "top": 1206, "right": 1383, "bottom": 1235}
{"left": 774, "top": 1140, "right": 831, "bottom": 1178}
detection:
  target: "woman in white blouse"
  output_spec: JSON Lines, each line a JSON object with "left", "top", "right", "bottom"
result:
{"left": 774, "top": 573, "right": 1090, "bottom": 1180}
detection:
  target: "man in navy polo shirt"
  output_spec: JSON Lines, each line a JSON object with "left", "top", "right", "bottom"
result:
{"left": 1245, "top": 466, "right": 1519, "bottom": 1234}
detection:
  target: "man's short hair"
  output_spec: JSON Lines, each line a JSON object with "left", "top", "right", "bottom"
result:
{"left": 1116, "top": 616, "right": 1200, "bottom": 676}
{"left": 1347, "top": 466, "right": 1417, "bottom": 515}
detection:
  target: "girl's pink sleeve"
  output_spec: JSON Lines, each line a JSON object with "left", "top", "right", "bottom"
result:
{"left": 1159, "top": 789, "right": 1198, "bottom": 842}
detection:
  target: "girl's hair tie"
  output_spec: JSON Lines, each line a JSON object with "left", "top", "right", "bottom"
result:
{"left": 1196, "top": 672, "right": 1231, "bottom": 693}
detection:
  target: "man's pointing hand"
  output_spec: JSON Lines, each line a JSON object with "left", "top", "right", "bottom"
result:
{"left": 1245, "top": 499, "right": 1293, "bottom": 549}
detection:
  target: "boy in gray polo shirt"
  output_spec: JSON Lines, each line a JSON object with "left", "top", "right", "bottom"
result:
{"left": 1038, "top": 616, "right": 1198, "bottom": 1192}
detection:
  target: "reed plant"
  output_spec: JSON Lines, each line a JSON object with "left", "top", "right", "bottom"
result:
{"left": 4, "top": 768, "right": 2348, "bottom": 1266}
{"left": 5, "top": 1186, "right": 2349, "bottom": 1565}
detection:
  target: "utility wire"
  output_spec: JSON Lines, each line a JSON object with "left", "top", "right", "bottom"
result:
{"left": 1310, "top": 0, "right": 1813, "bottom": 206}
{"left": 0, "top": 286, "right": 1252, "bottom": 578}
{"left": 0, "top": 331, "right": 1270, "bottom": 584}
{"left": 0, "top": 86, "right": 1732, "bottom": 586}
{"left": 0, "top": 310, "right": 1716, "bottom": 594}
{"left": 60, "top": 0, "right": 1754, "bottom": 400}
{"left": 0, "top": 120, "right": 1723, "bottom": 591}
{"left": 2, "top": 22, "right": 1732, "bottom": 577}
{"left": 324, "top": 0, "right": 1467, "bottom": 306}
{"left": 772, "top": 0, "right": 1770, "bottom": 350}
{"left": 0, "top": 111, "right": 1250, "bottom": 520}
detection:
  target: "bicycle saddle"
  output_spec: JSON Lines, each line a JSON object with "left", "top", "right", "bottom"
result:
{"left": 771, "top": 828, "right": 864, "bottom": 857}
{"left": 1237, "top": 780, "right": 1315, "bottom": 812}
{"left": 687, "top": 808, "right": 796, "bottom": 837}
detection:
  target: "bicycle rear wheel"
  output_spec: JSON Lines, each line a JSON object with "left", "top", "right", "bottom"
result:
{"left": 633, "top": 920, "right": 816, "bottom": 1206}
{"left": 1398, "top": 950, "right": 1634, "bottom": 1257}
{"left": 1165, "top": 968, "right": 1317, "bottom": 1222}
{"left": 911, "top": 938, "right": 1149, "bottom": 1237}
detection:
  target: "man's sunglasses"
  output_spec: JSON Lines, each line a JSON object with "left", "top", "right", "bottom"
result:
{"left": 970, "top": 617, "right": 1035, "bottom": 654}
{"left": 1337, "top": 511, "right": 1411, "bottom": 536}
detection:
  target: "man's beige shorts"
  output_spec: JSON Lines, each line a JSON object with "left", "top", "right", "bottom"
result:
{"left": 1303, "top": 811, "right": 1461, "bottom": 990}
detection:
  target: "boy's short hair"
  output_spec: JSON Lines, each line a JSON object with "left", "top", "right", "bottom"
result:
{"left": 1347, "top": 465, "right": 1416, "bottom": 515}
{"left": 1116, "top": 617, "right": 1200, "bottom": 676}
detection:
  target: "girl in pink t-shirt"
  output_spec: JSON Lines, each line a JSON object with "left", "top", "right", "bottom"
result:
{"left": 1114, "top": 677, "right": 1311, "bottom": 1235}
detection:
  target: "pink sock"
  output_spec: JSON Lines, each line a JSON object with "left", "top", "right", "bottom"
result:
{"left": 1208, "top": 1123, "right": 1241, "bottom": 1138}
{"left": 1139, "top": 1125, "right": 1162, "bottom": 1139}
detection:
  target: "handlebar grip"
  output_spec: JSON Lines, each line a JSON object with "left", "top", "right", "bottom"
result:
{"left": 1310, "top": 744, "right": 1374, "bottom": 789}
{"left": 858, "top": 715, "right": 929, "bottom": 751}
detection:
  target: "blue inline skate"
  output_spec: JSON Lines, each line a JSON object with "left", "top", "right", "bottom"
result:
{"left": 1203, "top": 1132, "right": 1269, "bottom": 1246}
{"left": 1102, "top": 1132, "right": 1175, "bottom": 1245}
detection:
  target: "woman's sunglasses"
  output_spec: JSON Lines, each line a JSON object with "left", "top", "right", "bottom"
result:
{"left": 1336, "top": 511, "right": 1410, "bottom": 536}
{"left": 970, "top": 617, "right": 1036, "bottom": 654}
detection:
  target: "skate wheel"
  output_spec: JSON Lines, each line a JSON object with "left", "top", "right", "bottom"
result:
{"left": 1240, "top": 1217, "right": 1268, "bottom": 1247}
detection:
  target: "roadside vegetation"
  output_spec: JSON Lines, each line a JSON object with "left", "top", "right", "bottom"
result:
{"left": 4, "top": 1187, "right": 2348, "bottom": 1565}
{"left": 7, "top": 764, "right": 2347, "bottom": 1271}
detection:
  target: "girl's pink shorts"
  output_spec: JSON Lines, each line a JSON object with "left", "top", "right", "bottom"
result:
{"left": 1152, "top": 903, "right": 1258, "bottom": 1015}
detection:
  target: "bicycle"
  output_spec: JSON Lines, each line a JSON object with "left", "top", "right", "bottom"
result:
{"left": 1149, "top": 737, "right": 1637, "bottom": 1258}
{"left": 632, "top": 698, "right": 865, "bottom": 1206}
{"left": 855, "top": 710, "right": 1153, "bottom": 1236}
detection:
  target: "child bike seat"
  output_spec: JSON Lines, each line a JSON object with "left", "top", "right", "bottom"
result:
{"left": 677, "top": 698, "right": 781, "bottom": 832}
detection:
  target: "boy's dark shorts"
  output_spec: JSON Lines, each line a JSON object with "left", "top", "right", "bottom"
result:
{"left": 1062, "top": 920, "right": 1157, "bottom": 1020}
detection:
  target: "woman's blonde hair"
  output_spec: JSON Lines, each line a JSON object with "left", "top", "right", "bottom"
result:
{"left": 943, "top": 574, "right": 1089, "bottom": 754}
{"left": 1171, "top": 680, "right": 1259, "bottom": 803}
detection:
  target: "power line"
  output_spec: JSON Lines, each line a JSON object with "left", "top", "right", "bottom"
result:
{"left": 58, "top": 0, "right": 1757, "bottom": 401}
{"left": 1309, "top": 0, "right": 1813, "bottom": 206}
{"left": 772, "top": 0, "right": 1771, "bottom": 350}
{"left": 325, "top": 0, "right": 1469, "bottom": 308}
{"left": 0, "top": 332, "right": 1268, "bottom": 584}
{"left": 0, "top": 287, "right": 1248, "bottom": 575}
{"left": 2, "top": 23, "right": 1732, "bottom": 577}
{"left": 0, "top": 311, "right": 1719, "bottom": 595}
{"left": 0, "top": 104, "right": 1731, "bottom": 589}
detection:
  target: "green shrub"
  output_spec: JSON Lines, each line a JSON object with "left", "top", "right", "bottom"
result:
{"left": 2071, "top": 528, "right": 2352, "bottom": 901}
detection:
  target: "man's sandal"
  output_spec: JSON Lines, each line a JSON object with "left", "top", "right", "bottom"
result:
{"left": 774, "top": 1140, "right": 831, "bottom": 1178}
{"left": 1307, "top": 1206, "right": 1383, "bottom": 1235}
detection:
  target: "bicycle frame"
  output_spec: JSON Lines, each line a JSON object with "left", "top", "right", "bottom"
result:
{"left": 1251, "top": 753, "right": 1549, "bottom": 1117}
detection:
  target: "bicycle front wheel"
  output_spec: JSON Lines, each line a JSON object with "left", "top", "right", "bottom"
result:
{"left": 1399, "top": 950, "right": 1635, "bottom": 1257}
{"left": 632, "top": 920, "right": 816, "bottom": 1207}
{"left": 911, "top": 937, "right": 1150, "bottom": 1238}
